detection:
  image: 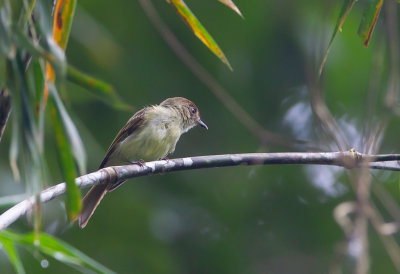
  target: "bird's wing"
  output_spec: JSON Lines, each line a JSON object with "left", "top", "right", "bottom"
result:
{"left": 99, "top": 107, "right": 148, "bottom": 168}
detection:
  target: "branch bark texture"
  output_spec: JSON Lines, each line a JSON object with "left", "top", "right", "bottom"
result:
{"left": 0, "top": 151, "right": 399, "bottom": 231}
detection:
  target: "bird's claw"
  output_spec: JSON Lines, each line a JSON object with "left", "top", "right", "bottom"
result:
{"left": 129, "top": 159, "right": 145, "bottom": 167}
{"left": 160, "top": 156, "right": 170, "bottom": 163}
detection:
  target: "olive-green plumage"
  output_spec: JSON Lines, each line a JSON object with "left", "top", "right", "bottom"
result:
{"left": 79, "top": 97, "right": 207, "bottom": 228}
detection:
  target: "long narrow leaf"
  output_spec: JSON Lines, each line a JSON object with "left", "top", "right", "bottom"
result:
{"left": 43, "top": 0, "right": 77, "bottom": 105}
{"left": 169, "top": 0, "right": 232, "bottom": 70}
{"left": 0, "top": 230, "right": 115, "bottom": 273}
{"left": 32, "top": 59, "right": 46, "bottom": 151}
{"left": 0, "top": 2, "right": 12, "bottom": 59}
{"left": 43, "top": 2, "right": 85, "bottom": 222}
{"left": 5, "top": 59, "right": 21, "bottom": 181}
{"left": 11, "top": 24, "right": 65, "bottom": 75}
{"left": 358, "top": 0, "right": 384, "bottom": 47}
{"left": 49, "top": 86, "right": 81, "bottom": 221}
{"left": 49, "top": 84, "right": 86, "bottom": 174}
{"left": 52, "top": 0, "right": 77, "bottom": 50}
{"left": 319, "top": 0, "right": 356, "bottom": 75}
{"left": 12, "top": 27, "right": 128, "bottom": 112}
{"left": 0, "top": 89, "right": 11, "bottom": 142}
{"left": 13, "top": 54, "right": 47, "bottom": 236}
{"left": 67, "top": 65, "right": 132, "bottom": 111}
{"left": 218, "top": 0, "right": 243, "bottom": 18}
{"left": 0, "top": 235, "right": 25, "bottom": 274}
{"left": 25, "top": 233, "right": 115, "bottom": 273}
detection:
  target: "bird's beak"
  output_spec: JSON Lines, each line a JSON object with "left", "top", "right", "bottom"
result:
{"left": 197, "top": 119, "right": 208, "bottom": 130}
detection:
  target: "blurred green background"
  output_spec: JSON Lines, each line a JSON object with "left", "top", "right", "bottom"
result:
{"left": 1, "top": 0, "right": 400, "bottom": 273}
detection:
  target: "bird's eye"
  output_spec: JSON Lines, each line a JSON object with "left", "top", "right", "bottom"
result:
{"left": 190, "top": 107, "right": 197, "bottom": 114}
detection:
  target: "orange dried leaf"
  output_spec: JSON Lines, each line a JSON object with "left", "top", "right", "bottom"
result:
{"left": 44, "top": 0, "right": 77, "bottom": 105}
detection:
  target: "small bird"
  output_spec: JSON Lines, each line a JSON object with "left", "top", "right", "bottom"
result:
{"left": 79, "top": 97, "right": 208, "bottom": 228}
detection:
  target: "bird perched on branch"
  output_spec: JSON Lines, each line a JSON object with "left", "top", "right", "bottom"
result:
{"left": 79, "top": 97, "right": 208, "bottom": 228}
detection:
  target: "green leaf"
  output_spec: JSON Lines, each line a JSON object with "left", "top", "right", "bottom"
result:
{"left": 0, "top": 230, "right": 115, "bottom": 273}
{"left": 9, "top": 29, "right": 129, "bottom": 112}
{"left": 218, "top": 0, "right": 243, "bottom": 18}
{"left": 0, "top": 2, "right": 13, "bottom": 59}
{"left": 49, "top": 84, "right": 86, "bottom": 175}
{"left": 319, "top": 0, "right": 357, "bottom": 75}
{"left": 48, "top": 85, "right": 82, "bottom": 221}
{"left": 34, "top": 0, "right": 54, "bottom": 37}
{"left": 358, "top": 0, "right": 384, "bottom": 47}
{"left": 11, "top": 24, "right": 66, "bottom": 76}
{"left": 169, "top": 0, "right": 232, "bottom": 70}
{"left": 67, "top": 65, "right": 133, "bottom": 111}
{"left": 31, "top": 59, "right": 45, "bottom": 150}
{"left": 0, "top": 235, "right": 26, "bottom": 274}
{"left": 7, "top": 59, "right": 21, "bottom": 182}
{"left": 24, "top": 233, "right": 115, "bottom": 273}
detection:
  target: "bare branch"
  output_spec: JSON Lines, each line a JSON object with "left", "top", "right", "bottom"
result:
{"left": 0, "top": 150, "right": 400, "bottom": 231}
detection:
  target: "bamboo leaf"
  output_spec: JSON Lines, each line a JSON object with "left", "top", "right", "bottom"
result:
{"left": 67, "top": 65, "right": 133, "bottom": 111}
{"left": 49, "top": 84, "right": 86, "bottom": 175}
{"left": 48, "top": 85, "right": 82, "bottom": 221}
{"left": 52, "top": 0, "right": 77, "bottom": 50}
{"left": 218, "top": 0, "right": 243, "bottom": 18}
{"left": 34, "top": 0, "right": 54, "bottom": 37}
{"left": 24, "top": 233, "right": 115, "bottom": 273}
{"left": 0, "top": 230, "right": 115, "bottom": 273}
{"left": 6, "top": 59, "right": 21, "bottom": 181}
{"left": 11, "top": 24, "right": 65, "bottom": 75}
{"left": 10, "top": 29, "right": 128, "bottom": 112}
{"left": 12, "top": 21, "right": 129, "bottom": 112}
{"left": 0, "top": 235, "right": 25, "bottom": 274}
{"left": 319, "top": 0, "right": 356, "bottom": 75}
{"left": 168, "top": 0, "right": 232, "bottom": 70}
{"left": 0, "top": 2, "right": 13, "bottom": 59}
{"left": 43, "top": 0, "right": 77, "bottom": 105}
{"left": 358, "top": 0, "right": 383, "bottom": 47}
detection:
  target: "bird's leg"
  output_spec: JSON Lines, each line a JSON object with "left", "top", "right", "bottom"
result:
{"left": 160, "top": 156, "right": 170, "bottom": 163}
{"left": 129, "top": 159, "right": 145, "bottom": 167}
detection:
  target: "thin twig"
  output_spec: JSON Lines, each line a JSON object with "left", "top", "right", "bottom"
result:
{"left": 1, "top": 150, "right": 400, "bottom": 231}
{"left": 307, "top": 69, "right": 349, "bottom": 151}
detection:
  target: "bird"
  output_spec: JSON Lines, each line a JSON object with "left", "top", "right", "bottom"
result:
{"left": 78, "top": 97, "right": 208, "bottom": 228}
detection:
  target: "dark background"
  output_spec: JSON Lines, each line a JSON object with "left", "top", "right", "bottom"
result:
{"left": 1, "top": 0, "right": 399, "bottom": 273}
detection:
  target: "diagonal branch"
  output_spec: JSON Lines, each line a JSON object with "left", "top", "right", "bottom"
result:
{"left": 1, "top": 150, "right": 400, "bottom": 231}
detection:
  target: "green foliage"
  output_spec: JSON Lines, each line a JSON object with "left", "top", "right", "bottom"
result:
{"left": 0, "top": 230, "right": 115, "bottom": 273}
{"left": 0, "top": 0, "right": 244, "bottom": 272}
{"left": 0, "top": 0, "right": 400, "bottom": 273}
{"left": 320, "top": 0, "right": 388, "bottom": 75}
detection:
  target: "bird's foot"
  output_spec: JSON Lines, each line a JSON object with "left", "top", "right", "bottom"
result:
{"left": 129, "top": 159, "right": 145, "bottom": 167}
{"left": 160, "top": 156, "right": 170, "bottom": 163}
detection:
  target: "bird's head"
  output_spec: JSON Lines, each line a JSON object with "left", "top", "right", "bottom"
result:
{"left": 160, "top": 97, "right": 208, "bottom": 131}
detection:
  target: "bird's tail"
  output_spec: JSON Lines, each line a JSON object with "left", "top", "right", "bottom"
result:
{"left": 79, "top": 184, "right": 108, "bottom": 228}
